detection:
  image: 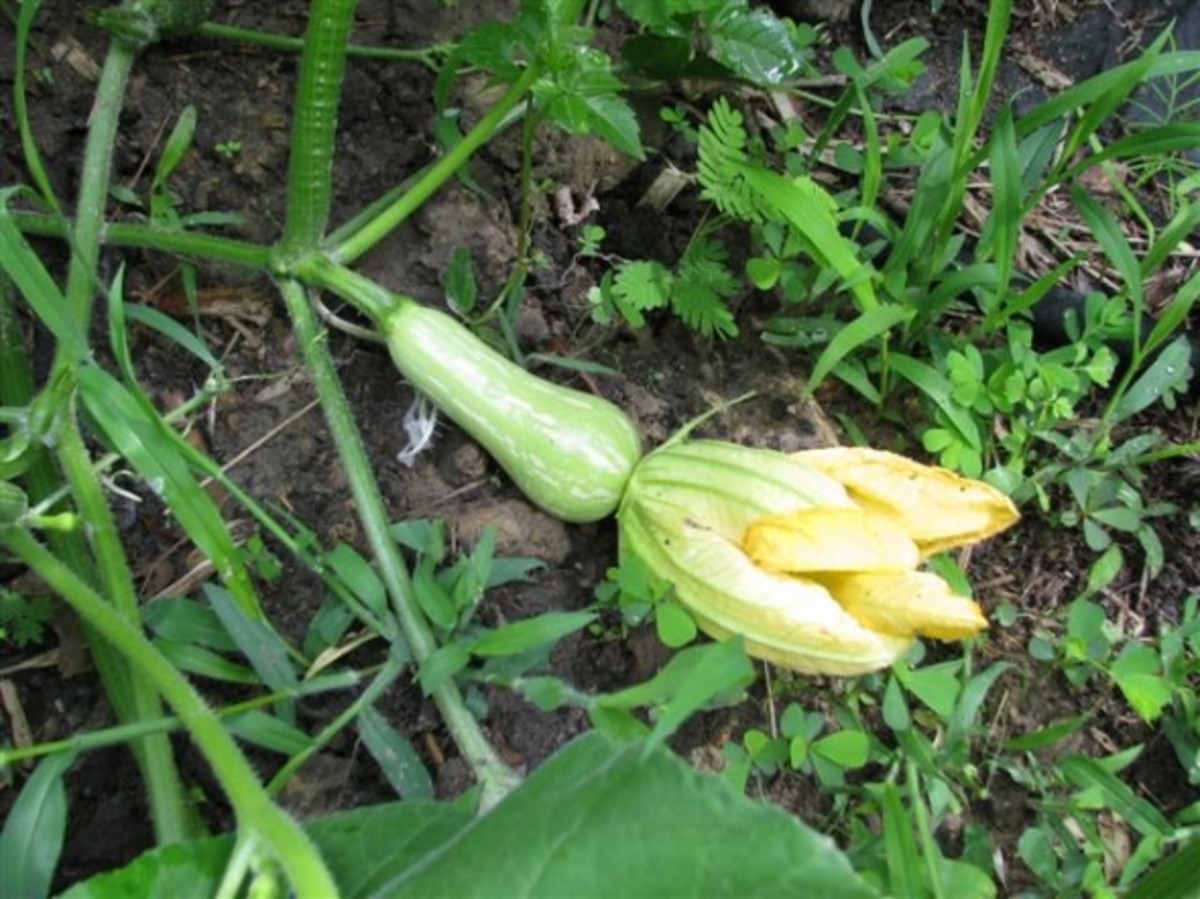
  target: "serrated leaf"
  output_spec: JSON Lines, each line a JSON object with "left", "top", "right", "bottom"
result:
{"left": 612, "top": 260, "right": 672, "bottom": 328}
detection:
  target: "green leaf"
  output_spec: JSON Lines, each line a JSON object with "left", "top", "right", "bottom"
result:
{"left": 1126, "top": 834, "right": 1200, "bottom": 899}
{"left": 808, "top": 305, "right": 915, "bottom": 393}
{"left": 443, "top": 247, "right": 478, "bottom": 316}
{"left": 1058, "top": 755, "right": 1173, "bottom": 837}
{"left": 470, "top": 610, "right": 595, "bottom": 657}
{"left": 811, "top": 730, "right": 870, "bottom": 769}
{"left": 366, "top": 731, "right": 878, "bottom": 897}
{"left": 123, "top": 304, "right": 222, "bottom": 373}
{"left": 1110, "top": 336, "right": 1193, "bottom": 423}
{"left": 325, "top": 543, "right": 388, "bottom": 619}
{"left": 417, "top": 639, "right": 473, "bottom": 695}
{"left": 880, "top": 783, "right": 923, "bottom": 899}
{"left": 60, "top": 801, "right": 473, "bottom": 899}
{"left": 205, "top": 584, "right": 299, "bottom": 699}
{"left": 76, "top": 365, "right": 264, "bottom": 621}
{"left": 357, "top": 705, "right": 434, "bottom": 800}
{"left": 896, "top": 660, "right": 962, "bottom": 719}
{"left": 0, "top": 751, "right": 75, "bottom": 899}
{"left": 612, "top": 260, "right": 672, "bottom": 328}
{"left": 225, "top": 710, "right": 314, "bottom": 756}
{"left": 1003, "top": 714, "right": 1089, "bottom": 751}
{"left": 744, "top": 168, "right": 880, "bottom": 313}
{"left": 153, "top": 638, "right": 260, "bottom": 684}
{"left": 142, "top": 598, "right": 239, "bottom": 653}
{"left": 0, "top": 189, "right": 88, "bottom": 359}
{"left": 597, "top": 641, "right": 754, "bottom": 745}
{"left": 654, "top": 599, "right": 697, "bottom": 648}
{"left": 707, "top": 6, "right": 801, "bottom": 86}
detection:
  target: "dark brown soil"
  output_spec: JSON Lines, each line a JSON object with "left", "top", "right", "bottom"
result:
{"left": 1, "top": 0, "right": 1197, "bottom": 893}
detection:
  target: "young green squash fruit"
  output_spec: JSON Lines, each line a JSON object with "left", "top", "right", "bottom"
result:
{"left": 384, "top": 301, "right": 643, "bottom": 523}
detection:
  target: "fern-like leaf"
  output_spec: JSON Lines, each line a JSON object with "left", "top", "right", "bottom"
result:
{"left": 673, "top": 239, "right": 739, "bottom": 339}
{"left": 697, "top": 97, "right": 762, "bottom": 223}
{"left": 612, "top": 260, "right": 673, "bottom": 328}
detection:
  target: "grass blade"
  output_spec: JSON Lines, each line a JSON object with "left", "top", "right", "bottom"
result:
{"left": 808, "top": 305, "right": 915, "bottom": 394}
{"left": 880, "top": 782, "right": 926, "bottom": 898}
{"left": 1058, "top": 755, "right": 1173, "bottom": 837}
{"left": 0, "top": 751, "right": 76, "bottom": 899}
{"left": 76, "top": 365, "right": 266, "bottom": 622}
{"left": 357, "top": 704, "right": 434, "bottom": 800}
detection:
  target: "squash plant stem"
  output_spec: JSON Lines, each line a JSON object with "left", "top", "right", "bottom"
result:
{"left": 279, "top": 279, "right": 521, "bottom": 808}
{"left": 48, "top": 36, "right": 194, "bottom": 845}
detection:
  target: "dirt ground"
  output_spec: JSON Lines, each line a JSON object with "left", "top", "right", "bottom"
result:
{"left": 1, "top": 0, "right": 1198, "bottom": 891}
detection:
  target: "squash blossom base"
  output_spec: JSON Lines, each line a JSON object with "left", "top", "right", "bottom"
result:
{"left": 617, "top": 442, "right": 1019, "bottom": 676}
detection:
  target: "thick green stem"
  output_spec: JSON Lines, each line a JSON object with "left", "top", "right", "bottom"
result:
{"left": 280, "top": 0, "right": 358, "bottom": 255}
{"left": 278, "top": 279, "right": 519, "bottom": 808}
{"left": 332, "top": 64, "right": 539, "bottom": 265}
{"left": 55, "top": 409, "right": 195, "bottom": 843}
{"left": 44, "top": 37, "right": 193, "bottom": 843}
{"left": 1, "top": 527, "right": 338, "bottom": 898}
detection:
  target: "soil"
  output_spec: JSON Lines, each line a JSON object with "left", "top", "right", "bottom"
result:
{"left": 1, "top": 0, "right": 1198, "bottom": 893}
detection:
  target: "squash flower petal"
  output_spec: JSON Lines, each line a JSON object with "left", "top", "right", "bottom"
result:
{"left": 792, "top": 447, "right": 1020, "bottom": 558}
{"left": 745, "top": 508, "right": 920, "bottom": 573}
{"left": 617, "top": 440, "right": 1019, "bottom": 676}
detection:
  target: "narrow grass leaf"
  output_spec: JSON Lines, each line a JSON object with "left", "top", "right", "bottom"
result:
{"left": 1058, "top": 755, "right": 1173, "bottom": 837}
{"left": 808, "top": 305, "right": 914, "bottom": 394}
{"left": 77, "top": 365, "right": 265, "bottom": 621}
{"left": 226, "top": 710, "right": 315, "bottom": 756}
{"left": 470, "top": 611, "right": 595, "bottom": 657}
{"left": 1003, "top": 710, "right": 1089, "bottom": 753}
{"left": 142, "top": 598, "right": 240, "bottom": 652}
{"left": 14, "top": 0, "right": 59, "bottom": 212}
{"left": 1144, "top": 269, "right": 1200, "bottom": 358}
{"left": 357, "top": 705, "right": 434, "bottom": 800}
{"left": 945, "top": 662, "right": 1012, "bottom": 761}
{"left": 1072, "top": 184, "right": 1144, "bottom": 313}
{"left": 0, "top": 751, "right": 75, "bottom": 899}
{"left": 983, "top": 105, "right": 1020, "bottom": 322}
{"left": 204, "top": 584, "right": 299, "bottom": 702}
{"left": 1061, "top": 47, "right": 1158, "bottom": 162}
{"left": 880, "top": 782, "right": 925, "bottom": 899}
{"left": 0, "top": 191, "right": 87, "bottom": 358}
{"left": 1061, "top": 124, "right": 1200, "bottom": 184}
{"left": 744, "top": 167, "right": 880, "bottom": 310}
{"left": 153, "top": 638, "right": 260, "bottom": 684}
{"left": 325, "top": 543, "right": 388, "bottom": 619}
{"left": 124, "top": 304, "right": 223, "bottom": 373}
{"left": 1126, "top": 834, "right": 1200, "bottom": 899}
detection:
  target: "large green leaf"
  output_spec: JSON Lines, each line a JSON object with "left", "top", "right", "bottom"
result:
{"left": 59, "top": 800, "right": 471, "bottom": 899}
{"left": 369, "top": 731, "right": 877, "bottom": 897}
{"left": 60, "top": 732, "right": 875, "bottom": 898}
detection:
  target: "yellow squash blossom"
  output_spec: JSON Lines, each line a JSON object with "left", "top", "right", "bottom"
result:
{"left": 616, "top": 441, "right": 1019, "bottom": 676}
